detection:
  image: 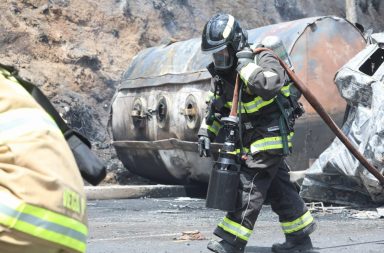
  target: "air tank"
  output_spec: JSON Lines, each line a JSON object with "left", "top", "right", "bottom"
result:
{"left": 111, "top": 16, "right": 366, "bottom": 184}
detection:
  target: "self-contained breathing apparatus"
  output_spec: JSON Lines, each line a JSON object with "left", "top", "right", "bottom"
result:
{"left": 205, "top": 36, "right": 304, "bottom": 211}
{"left": 259, "top": 36, "right": 304, "bottom": 154}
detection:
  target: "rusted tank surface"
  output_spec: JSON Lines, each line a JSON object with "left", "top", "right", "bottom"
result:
{"left": 111, "top": 16, "right": 366, "bottom": 184}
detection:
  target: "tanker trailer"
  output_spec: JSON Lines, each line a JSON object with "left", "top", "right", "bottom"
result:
{"left": 110, "top": 16, "right": 366, "bottom": 184}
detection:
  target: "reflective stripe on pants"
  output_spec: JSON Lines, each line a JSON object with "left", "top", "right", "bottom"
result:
{"left": 218, "top": 217, "right": 253, "bottom": 241}
{"left": 281, "top": 210, "right": 314, "bottom": 234}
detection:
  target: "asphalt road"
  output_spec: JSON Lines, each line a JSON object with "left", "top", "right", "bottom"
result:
{"left": 87, "top": 198, "right": 384, "bottom": 253}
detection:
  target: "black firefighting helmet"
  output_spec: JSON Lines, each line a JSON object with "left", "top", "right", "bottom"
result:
{"left": 201, "top": 14, "right": 248, "bottom": 70}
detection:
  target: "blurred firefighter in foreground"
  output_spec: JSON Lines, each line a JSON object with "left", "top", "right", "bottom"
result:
{"left": 197, "top": 14, "right": 316, "bottom": 253}
{"left": 0, "top": 64, "right": 87, "bottom": 253}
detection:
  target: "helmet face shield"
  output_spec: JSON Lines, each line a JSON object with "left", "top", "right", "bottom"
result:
{"left": 212, "top": 46, "right": 233, "bottom": 70}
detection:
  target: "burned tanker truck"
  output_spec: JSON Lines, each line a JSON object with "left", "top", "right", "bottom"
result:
{"left": 110, "top": 16, "right": 366, "bottom": 184}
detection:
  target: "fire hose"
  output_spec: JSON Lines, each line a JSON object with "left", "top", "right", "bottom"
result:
{"left": 249, "top": 47, "right": 384, "bottom": 185}
{"left": 230, "top": 74, "right": 240, "bottom": 117}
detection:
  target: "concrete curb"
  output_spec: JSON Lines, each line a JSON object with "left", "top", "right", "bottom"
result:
{"left": 85, "top": 185, "right": 205, "bottom": 200}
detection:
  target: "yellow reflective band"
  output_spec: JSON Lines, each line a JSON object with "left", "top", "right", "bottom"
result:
{"left": 235, "top": 147, "right": 250, "bottom": 154}
{"left": 222, "top": 15, "right": 235, "bottom": 39}
{"left": 0, "top": 108, "right": 60, "bottom": 142}
{"left": 218, "top": 217, "right": 253, "bottom": 241}
{"left": 206, "top": 91, "right": 221, "bottom": 103}
{"left": 280, "top": 84, "right": 291, "bottom": 97}
{"left": 0, "top": 212, "right": 86, "bottom": 253}
{"left": 0, "top": 68, "right": 19, "bottom": 84}
{"left": 16, "top": 203, "right": 88, "bottom": 238}
{"left": 239, "top": 63, "right": 262, "bottom": 85}
{"left": 250, "top": 132, "right": 294, "bottom": 153}
{"left": 0, "top": 68, "right": 34, "bottom": 98}
{"left": 207, "top": 119, "right": 221, "bottom": 136}
{"left": 226, "top": 96, "right": 275, "bottom": 114}
{"left": 0, "top": 197, "right": 87, "bottom": 253}
{"left": 281, "top": 211, "right": 314, "bottom": 234}
{"left": 206, "top": 91, "right": 214, "bottom": 102}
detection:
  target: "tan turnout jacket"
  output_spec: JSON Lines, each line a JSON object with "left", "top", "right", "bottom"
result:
{"left": 0, "top": 66, "right": 87, "bottom": 253}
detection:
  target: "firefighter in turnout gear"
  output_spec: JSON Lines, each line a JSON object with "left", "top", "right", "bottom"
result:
{"left": 197, "top": 14, "right": 316, "bottom": 253}
{"left": 0, "top": 64, "right": 88, "bottom": 253}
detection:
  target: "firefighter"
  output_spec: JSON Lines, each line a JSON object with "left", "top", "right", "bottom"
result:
{"left": 197, "top": 14, "right": 316, "bottom": 253}
{"left": 0, "top": 64, "right": 87, "bottom": 253}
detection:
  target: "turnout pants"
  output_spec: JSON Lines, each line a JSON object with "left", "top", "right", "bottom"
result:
{"left": 214, "top": 153, "right": 314, "bottom": 247}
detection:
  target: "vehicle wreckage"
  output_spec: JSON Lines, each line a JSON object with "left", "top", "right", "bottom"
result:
{"left": 110, "top": 16, "right": 384, "bottom": 205}
{"left": 300, "top": 33, "right": 384, "bottom": 206}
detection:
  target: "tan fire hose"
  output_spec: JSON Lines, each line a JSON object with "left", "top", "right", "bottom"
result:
{"left": 249, "top": 47, "right": 384, "bottom": 185}
{"left": 230, "top": 74, "right": 240, "bottom": 117}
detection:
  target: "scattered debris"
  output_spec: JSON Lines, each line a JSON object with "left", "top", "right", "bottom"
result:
{"left": 376, "top": 206, "right": 384, "bottom": 218}
{"left": 306, "top": 202, "right": 384, "bottom": 219}
{"left": 174, "top": 197, "right": 200, "bottom": 201}
{"left": 349, "top": 210, "right": 382, "bottom": 220}
{"left": 306, "top": 202, "right": 325, "bottom": 212}
{"left": 174, "top": 230, "right": 206, "bottom": 241}
{"left": 153, "top": 210, "right": 182, "bottom": 214}
{"left": 306, "top": 202, "right": 347, "bottom": 214}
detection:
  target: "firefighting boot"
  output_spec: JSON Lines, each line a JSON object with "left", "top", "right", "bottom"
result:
{"left": 271, "top": 235, "right": 313, "bottom": 253}
{"left": 272, "top": 222, "right": 316, "bottom": 253}
{"left": 207, "top": 239, "right": 245, "bottom": 253}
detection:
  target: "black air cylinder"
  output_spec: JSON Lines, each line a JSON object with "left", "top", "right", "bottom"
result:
{"left": 206, "top": 154, "right": 240, "bottom": 212}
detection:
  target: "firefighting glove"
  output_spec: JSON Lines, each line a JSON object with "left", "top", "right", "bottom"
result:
{"left": 65, "top": 129, "right": 107, "bottom": 186}
{"left": 236, "top": 47, "right": 254, "bottom": 73}
{"left": 198, "top": 135, "right": 211, "bottom": 157}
